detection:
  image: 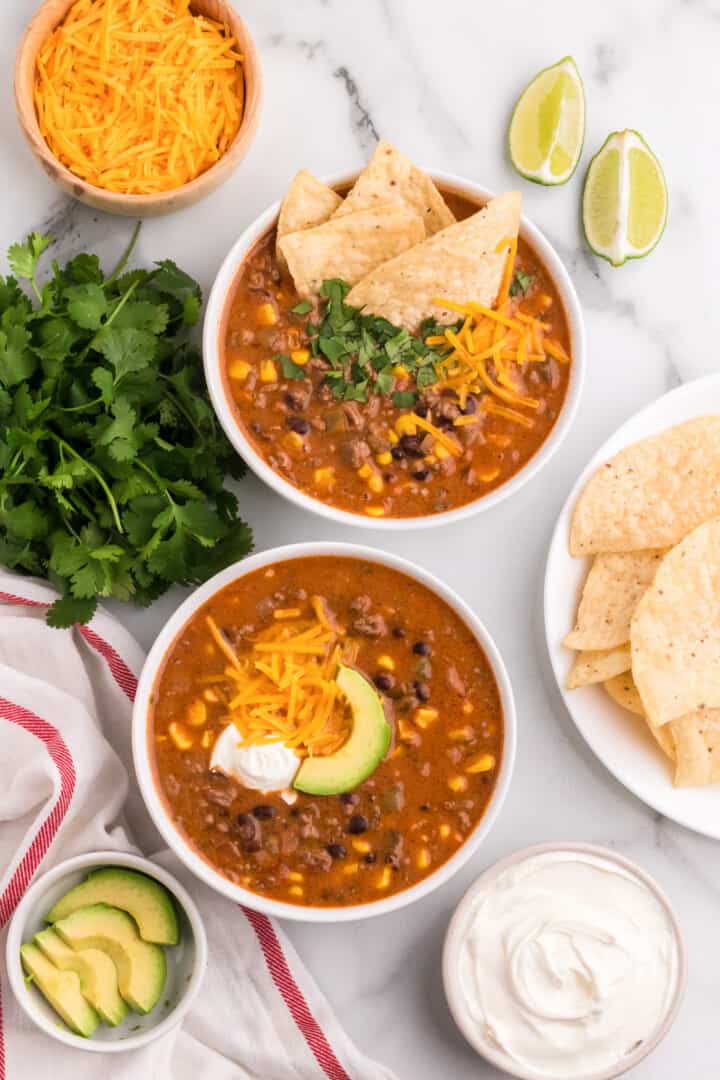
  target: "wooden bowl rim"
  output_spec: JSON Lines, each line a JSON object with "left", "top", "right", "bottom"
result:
{"left": 13, "top": 0, "right": 262, "bottom": 209}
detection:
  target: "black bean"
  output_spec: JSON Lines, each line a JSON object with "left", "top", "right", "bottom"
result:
{"left": 326, "top": 843, "right": 348, "bottom": 860}
{"left": 347, "top": 814, "right": 368, "bottom": 835}
{"left": 391, "top": 445, "right": 405, "bottom": 460}
{"left": 412, "top": 468, "right": 430, "bottom": 482}
{"left": 374, "top": 673, "right": 395, "bottom": 692}
{"left": 413, "top": 641, "right": 432, "bottom": 656}
{"left": 340, "top": 792, "right": 358, "bottom": 806}
{"left": 288, "top": 417, "right": 310, "bottom": 435}
{"left": 435, "top": 415, "right": 454, "bottom": 430}
{"left": 413, "top": 403, "right": 429, "bottom": 418}
{"left": 364, "top": 852, "right": 377, "bottom": 864}
{"left": 399, "top": 434, "right": 425, "bottom": 458}
{"left": 413, "top": 680, "right": 431, "bottom": 702}
{"left": 252, "top": 805, "right": 276, "bottom": 819}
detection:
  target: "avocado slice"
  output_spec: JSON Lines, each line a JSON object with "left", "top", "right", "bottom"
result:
{"left": 54, "top": 904, "right": 166, "bottom": 1014}
{"left": 294, "top": 666, "right": 391, "bottom": 795}
{"left": 34, "top": 927, "right": 128, "bottom": 1027}
{"left": 20, "top": 942, "right": 100, "bottom": 1038}
{"left": 46, "top": 868, "right": 178, "bottom": 946}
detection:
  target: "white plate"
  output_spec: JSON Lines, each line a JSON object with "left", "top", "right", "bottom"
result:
{"left": 545, "top": 373, "right": 720, "bottom": 839}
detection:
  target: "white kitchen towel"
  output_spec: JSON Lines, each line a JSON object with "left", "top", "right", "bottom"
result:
{"left": 0, "top": 570, "right": 397, "bottom": 1080}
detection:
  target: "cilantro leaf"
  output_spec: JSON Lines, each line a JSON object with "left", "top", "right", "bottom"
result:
{"left": 277, "top": 353, "right": 306, "bottom": 380}
{"left": 0, "top": 324, "right": 36, "bottom": 386}
{"left": 291, "top": 300, "right": 312, "bottom": 315}
{"left": 8, "top": 234, "right": 53, "bottom": 282}
{"left": 95, "top": 326, "right": 156, "bottom": 380}
{"left": 46, "top": 594, "right": 98, "bottom": 629}
{"left": 509, "top": 270, "right": 534, "bottom": 297}
{"left": 393, "top": 390, "right": 417, "bottom": 408}
{"left": 64, "top": 284, "right": 109, "bottom": 330}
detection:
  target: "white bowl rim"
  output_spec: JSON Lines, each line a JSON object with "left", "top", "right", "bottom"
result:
{"left": 131, "top": 540, "right": 517, "bottom": 922}
{"left": 202, "top": 168, "right": 586, "bottom": 531}
{"left": 442, "top": 840, "right": 687, "bottom": 1080}
{"left": 5, "top": 849, "right": 208, "bottom": 1053}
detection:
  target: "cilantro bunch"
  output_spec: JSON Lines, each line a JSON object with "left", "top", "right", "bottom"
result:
{"left": 0, "top": 227, "right": 252, "bottom": 628}
{"left": 283, "top": 279, "right": 452, "bottom": 408}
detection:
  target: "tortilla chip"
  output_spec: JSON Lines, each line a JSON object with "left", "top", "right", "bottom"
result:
{"left": 631, "top": 519, "right": 720, "bottom": 727}
{"left": 345, "top": 192, "right": 521, "bottom": 332}
{"left": 333, "top": 140, "right": 455, "bottom": 237}
{"left": 570, "top": 417, "right": 720, "bottom": 555}
{"left": 604, "top": 672, "right": 645, "bottom": 716}
{"left": 278, "top": 205, "right": 425, "bottom": 298}
{"left": 670, "top": 708, "right": 720, "bottom": 786}
{"left": 564, "top": 550, "right": 665, "bottom": 651}
{"left": 276, "top": 170, "right": 343, "bottom": 267}
{"left": 566, "top": 645, "right": 631, "bottom": 689}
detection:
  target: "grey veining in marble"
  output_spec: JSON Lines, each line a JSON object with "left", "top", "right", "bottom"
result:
{"left": 2, "top": 1, "right": 719, "bottom": 1076}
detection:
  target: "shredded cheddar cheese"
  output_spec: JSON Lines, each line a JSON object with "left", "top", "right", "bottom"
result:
{"left": 34, "top": 0, "right": 245, "bottom": 195}
{"left": 205, "top": 600, "right": 359, "bottom": 758}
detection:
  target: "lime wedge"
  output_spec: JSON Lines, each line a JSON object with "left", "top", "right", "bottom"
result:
{"left": 582, "top": 130, "right": 668, "bottom": 266}
{"left": 508, "top": 56, "right": 585, "bottom": 185}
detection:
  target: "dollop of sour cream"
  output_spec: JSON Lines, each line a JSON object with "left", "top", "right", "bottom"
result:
{"left": 210, "top": 723, "right": 299, "bottom": 802}
{"left": 454, "top": 852, "right": 679, "bottom": 1078}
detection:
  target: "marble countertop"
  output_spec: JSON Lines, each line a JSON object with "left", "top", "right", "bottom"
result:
{"left": 3, "top": 0, "right": 720, "bottom": 1076}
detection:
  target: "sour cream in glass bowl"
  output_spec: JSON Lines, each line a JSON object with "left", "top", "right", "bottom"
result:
{"left": 443, "top": 842, "right": 685, "bottom": 1080}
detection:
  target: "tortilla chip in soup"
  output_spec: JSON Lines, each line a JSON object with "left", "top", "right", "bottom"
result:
{"left": 345, "top": 192, "right": 521, "bottom": 332}
{"left": 276, "top": 170, "right": 343, "bottom": 267}
{"left": 278, "top": 204, "right": 425, "bottom": 298}
{"left": 333, "top": 139, "right": 455, "bottom": 236}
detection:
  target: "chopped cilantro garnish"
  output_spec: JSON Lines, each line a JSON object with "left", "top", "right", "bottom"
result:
{"left": 0, "top": 226, "right": 253, "bottom": 628}
{"left": 277, "top": 353, "right": 306, "bottom": 380}
{"left": 392, "top": 390, "right": 418, "bottom": 408}
{"left": 509, "top": 270, "right": 534, "bottom": 297}
{"left": 291, "top": 299, "right": 312, "bottom": 315}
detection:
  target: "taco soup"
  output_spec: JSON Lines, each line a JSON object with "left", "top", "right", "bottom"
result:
{"left": 149, "top": 555, "right": 504, "bottom": 908}
{"left": 220, "top": 142, "right": 572, "bottom": 519}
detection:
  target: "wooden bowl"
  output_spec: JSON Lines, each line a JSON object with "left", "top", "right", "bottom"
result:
{"left": 14, "top": 0, "right": 262, "bottom": 217}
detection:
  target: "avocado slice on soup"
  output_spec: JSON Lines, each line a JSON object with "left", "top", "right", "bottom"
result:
{"left": 20, "top": 942, "right": 100, "bottom": 1038}
{"left": 294, "top": 665, "right": 391, "bottom": 796}
{"left": 46, "top": 867, "right": 178, "bottom": 946}
{"left": 54, "top": 904, "right": 166, "bottom": 1014}
{"left": 33, "top": 927, "right": 128, "bottom": 1027}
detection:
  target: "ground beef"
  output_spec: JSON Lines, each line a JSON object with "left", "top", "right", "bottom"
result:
{"left": 339, "top": 439, "right": 370, "bottom": 468}
{"left": 352, "top": 613, "right": 388, "bottom": 638}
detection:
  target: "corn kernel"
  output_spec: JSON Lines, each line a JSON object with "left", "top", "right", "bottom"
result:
{"left": 398, "top": 718, "right": 421, "bottom": 745}
{"left": 168, "top": 721, "right": 193, "bottom": 751}
{"left": 343, "top": 863, "right": 359, "bottom": 875}
{"left": 352, "top": 839, "right": 371, "bottom": 854}
{"left": 201, "top": 729, "right": 213, "bottom": 749}
{"left": 414, "top": 707, "right": 439, "bottom": 729}
{"left": 416, "top": 848, "right": 432, "bottom": 870}
{"left": 377, "top": 654, "right": 395, "bottom": 672}
{"left": 462, "top": 700, "right": 474, "bottom": 715}
{"left": 392, "top": 363, "right": 409, "bottom": 378}
{"left": 260, "top": 358, "right": 277, "bottom": 382}
{"left": 290, "top": 348, "right": 310, "bottom": 366}
{"left": 365, "top": 506, "right": 385, "bottom": 517}
{"left": 438, "top": 824, "right": 452, "bottom": 840}
{"left": 376, "top": 451, "right": 392, "bottom": 466}
{"left": 288, "top": 885, "right": 304, "bottom": 898}
{"left": 448, "top": 774, "right": 469, "bottom": 793}
{"left": 537, "top": 293, "right": 553, "bottom": 310}
{"left": 285, "top": 431, "right": 305, "bottom": 450}
{"left": 450, "top": 725, "right": 475, "bottom": 742}
{"left": 376, "top": 866, "right": 393, "bottom": 890}
{"left": 435, "top": 444, "right": 451, "bottom": 461}
{"left": 357, "top": 463, "right": 373, "bottom": 480}
{"left": 187, "top": 700, "right": 207, "bottom": 727}
{"left": 368, "top": 474, "right": 384, "bottom": 494}
{"left": 203, "top": 688, "right": 220, "bottom": 703}
{"left": 314, "top": 466, "right": 335, "bottom": 489}
{"left": 476, "top": 467, "right": 501, "bottom": 483}
{"left": 388, "top": 430, "right": 399, "bottom": 445}
{"left": 288, "top": 871, "right": 304, "bottom": 883}
{"left": 466, "top": 752, "right": 496, "bottom": 774}
{"left": 395, "top": 414, "right": 417, "bottom": 437}
{"left": 228, "top": 358, "right": 251, "bottom": 381}
{"left": 256, "top": 302, "right": 277, "bottom": 326}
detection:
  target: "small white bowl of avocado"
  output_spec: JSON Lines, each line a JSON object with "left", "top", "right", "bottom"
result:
{"left": 6, "top": 850, "right": 207, "bottom": 1052}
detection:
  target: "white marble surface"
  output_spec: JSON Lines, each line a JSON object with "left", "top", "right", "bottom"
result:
{"left": 3, "top": 0, "right": 720, "bottom": 1076}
